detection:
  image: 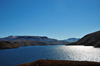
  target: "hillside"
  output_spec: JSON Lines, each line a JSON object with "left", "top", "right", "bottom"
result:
{"left": 0, "top": 41, "right": 19, "bottom": 49}
{"left": 13, "top": 40, "right": 53, "bottom": 46}
{"left": 0, "top": 36, "right": 68, "bottom": 45}
{"left": 0, "top": 41, "right": 53, "bottom": 49}
{"left": 66, "top": 31, "right": 100, "bottom": 47}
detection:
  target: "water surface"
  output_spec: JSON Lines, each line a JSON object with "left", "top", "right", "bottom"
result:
{"left": 0, "top": 45, "right": 100, "bottom": 66}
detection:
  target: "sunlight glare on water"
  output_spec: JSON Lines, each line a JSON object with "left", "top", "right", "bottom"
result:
{"left": 59, "top": 45, "right": 100, "bottom": 62}
{"left": 0, "top": 45, "right": 100, "bottom": 66}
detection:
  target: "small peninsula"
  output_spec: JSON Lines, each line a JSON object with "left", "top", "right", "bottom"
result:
{"left": 0, "top": 41, "right": 53, "bottom": 49}
{"left": 0, "top": 41, "right": 19, "bottom": 49}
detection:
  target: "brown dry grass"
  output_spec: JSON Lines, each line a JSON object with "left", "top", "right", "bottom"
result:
{"left": 17, "top": 60, "right": 100, "bottom": 66}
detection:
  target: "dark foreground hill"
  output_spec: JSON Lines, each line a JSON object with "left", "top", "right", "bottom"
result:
{"left": 66, "top": 31, "right": 100, "bottom": 47}
{"left": 0, "top": 41, "right": 19, "bottom": 49}
{"left": 0, "top": 36, "right": 68, "bottom": 45}
{"left": 17, "top": 60, "right": 100, "bottom": 66}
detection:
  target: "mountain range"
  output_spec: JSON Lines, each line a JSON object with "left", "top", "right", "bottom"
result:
{"left": 0, "top": 36, "right": 68, "bottom": 45}
{"left": 0, "top": 36, "right": 81, "bottom": 49}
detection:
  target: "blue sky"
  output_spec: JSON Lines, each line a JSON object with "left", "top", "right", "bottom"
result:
{"left": 0, "top": 0, "right": 100, "bottom": 40}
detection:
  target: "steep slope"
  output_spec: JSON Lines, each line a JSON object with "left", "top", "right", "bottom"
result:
{"left": 66, "top": 31, "right": 100, "bottom": 47}
{"left": 0, "top": 41, "right": 19, "bottom": 49}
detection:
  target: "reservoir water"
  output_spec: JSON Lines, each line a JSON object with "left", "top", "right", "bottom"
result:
{"left": 0, "top": 45, "right": 100, "bottom": 66}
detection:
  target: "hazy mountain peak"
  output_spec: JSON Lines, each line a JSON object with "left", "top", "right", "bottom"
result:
{"left": 65, "top": 38, "right": 80, "bottom": 42}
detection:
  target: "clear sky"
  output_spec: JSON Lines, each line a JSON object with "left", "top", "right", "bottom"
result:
{"left": 0, "top": 0, "right": 100, "bottom": 40}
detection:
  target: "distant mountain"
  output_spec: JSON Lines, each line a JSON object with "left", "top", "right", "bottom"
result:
{"left": 65, "top": 38, "right": 80, "bottom": 42}
{"left": 0, "top": 41, "right": 18, "bottom": 49}
{"left": 66, "top": 31, "right": 100, "bottom": 47}
{"left": 0, "top": 36, "right": 68, "bottom": 45}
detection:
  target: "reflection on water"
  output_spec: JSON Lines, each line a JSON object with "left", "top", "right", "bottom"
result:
{"left": 0, "top": 45, "right": 100, "bottom": 66}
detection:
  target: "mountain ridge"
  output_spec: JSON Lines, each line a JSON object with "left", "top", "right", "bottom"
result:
{"left": 0, "top": 36, "right": 68, "bottom": 45}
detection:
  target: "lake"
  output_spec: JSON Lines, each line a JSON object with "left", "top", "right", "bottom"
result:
{"left": 0, "top": 45, "right": 100, "bottom": 66}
